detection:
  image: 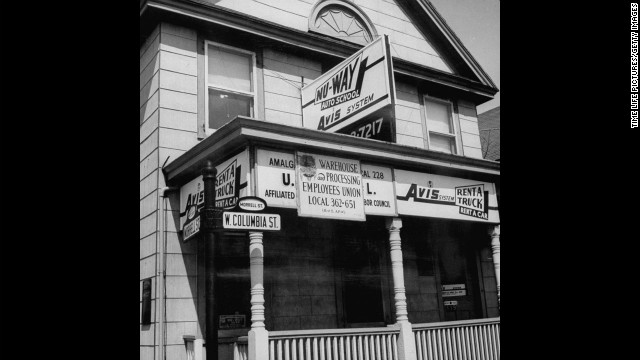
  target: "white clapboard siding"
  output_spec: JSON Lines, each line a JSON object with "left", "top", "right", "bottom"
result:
{"left": 396, "top": 119, "right": 423, "bottom": 135}
{"left": 140, "top": 110, "right": 159, "bottom": 143}
{"left": 140, "top": 255, "right": 156, "bottom": 280}
{"left": 394, "top": 81, "right": 425, "bottom": 148}
{"left": 140, "top": 129, "right": 159, "bottom": 162}
{"left": 140, "top": 53, "right": 160, "bottom": 91}
{"left": 396, "top": 134, "right": 425, "bottom": 148}
{"left": 165, "top": 231, "right": 191, "bottom": 255}
{"left": 160, "top": 70, "right": 198, "bottom": 95}
{"left": 395, "top": 105, "right": 422, "bottom": 125}
{"left": 459, "top": 117, "right": 480, "bottom": 136}
{"left": 166, "top": 298, "right": 199, "bottom": 322}
{"left": 141, "top": 73, "right": 160, "bottom": 109}
{"left": 140, "top": 29, "right": 160, "bottom": 73}
{"left": 140, "top": 149, "right": 159, "bottom": 181}
{"left": 461, "top": 131, "right": 482, "bottom": 150}
{"left": 157, "top": 23, "right": 200, "bottom": 161}
{"left": 140, "top": 233, "right": 157, "bottom": 260}
{"left": 264, "top": 73, "right": 303, "bottom": 99}
{"left": 140, "top": 191, "right": 158, "bottom": 220}
{"left": 263, "top": 48, "right": 321, "bottom": 128}
{"left": 265, "top": 92, "right": 302, "bottom": 115}
{"left": 265, "top": 109, "right": 302, "bottom": 127}
{"left": 140, "top": 213, "right": 157, "bottom": 240}
{"left": 140, "top": 324, "right": 156, "bottom": 345}
{"left": 166, "top": 322, "right": 199, "bottom": 345}
{"left": 141, "top": 91, "right": 159, "bottom": 126}
{"left": 455, "top": 100, "right": 484, "bottom": 158}
{"left": 166, "top": 254, "right": 197, "bottom": 277}
{"left": 355, "top": 0, "right": 452, "bottom": 72}
{"left": 213, "top": 0, "right": 310, "bottom": 31}
{"left": 159, "top": 108, "right": 198, "bottom": 133}
{"left": 159, "top": 127, "right": 199, "bottom": 151}
{"left": 211, "top": 0, "right": 451, "bottom": 72}
{"left": 161, "top": 51, "right": 198, "bottom": 76}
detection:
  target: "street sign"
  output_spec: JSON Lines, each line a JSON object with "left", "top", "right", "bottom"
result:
{"left": 221, "top": 212, "right": 281, "bottom": 231}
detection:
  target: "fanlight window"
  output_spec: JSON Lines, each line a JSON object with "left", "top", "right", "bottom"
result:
{"left": 309, "top": 1, "right": 377, "bottom": 46}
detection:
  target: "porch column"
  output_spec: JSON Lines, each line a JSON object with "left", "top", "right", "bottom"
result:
{"left": 248, "top": 231, "right": 269, "bottom": 360}
{"left": 386, "top": 218, "right": 417, "bottom": 360}
{"left": 488, "top": 225, "right": 500, "bottom": 308}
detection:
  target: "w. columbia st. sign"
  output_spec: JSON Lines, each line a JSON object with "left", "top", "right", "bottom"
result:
{"left": 301, "top": 35, "right": 396, "bottom": 133}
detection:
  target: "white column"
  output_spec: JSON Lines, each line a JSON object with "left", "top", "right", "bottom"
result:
{"left": 248, "top": 232, "right": 269, "bottom": 360}
{"left": 488, "top": 225, "right": 500, "bottom": 308}
{"left": 386, "top": 218, "right": 417, "bottom": 360}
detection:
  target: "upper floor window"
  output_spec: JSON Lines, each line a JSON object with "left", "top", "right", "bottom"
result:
{"left": 424, "top": 96, "right": 459, "bottom": 155}
{"left": 205, "top": 41, "right": 257, "bottom": 134}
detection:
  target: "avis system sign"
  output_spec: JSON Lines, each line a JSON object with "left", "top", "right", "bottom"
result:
{"left": 301, "top": 35, "right": 395, "bottom": 133}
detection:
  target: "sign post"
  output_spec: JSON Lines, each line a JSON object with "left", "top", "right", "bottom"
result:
{"left": 201, "top": 160, "right": 219, "bottom": 360}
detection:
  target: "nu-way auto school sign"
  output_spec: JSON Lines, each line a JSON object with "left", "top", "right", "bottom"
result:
{"left": 301, "top": 35, "right": 395, "bottom": 134}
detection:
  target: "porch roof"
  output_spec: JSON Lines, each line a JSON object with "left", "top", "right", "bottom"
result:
{"left": 162, "top": 116, "right": 500, "bottom": 187}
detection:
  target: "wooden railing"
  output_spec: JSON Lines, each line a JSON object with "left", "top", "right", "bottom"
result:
{"left": 413, "top": 318, "right": 500, "bottom": 360}
{"left": 234, "top": 338, "right": 248, "bottom": 360}
{"left": 268, "top": 327, "right": 400, "bottom": 360}
{"left": 188, "top": 318, "right": 500, "bottom": 360}
{"left": 184, "top": 335, "right": 203, "bottom": 360}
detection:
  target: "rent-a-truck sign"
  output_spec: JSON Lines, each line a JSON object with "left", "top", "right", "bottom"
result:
{"left": 301, "top": 35, "right": 395, "bottom": 132}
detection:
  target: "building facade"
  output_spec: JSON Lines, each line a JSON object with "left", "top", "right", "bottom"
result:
{"left": 140, "top": 1, "right": 500, "bottom": 359}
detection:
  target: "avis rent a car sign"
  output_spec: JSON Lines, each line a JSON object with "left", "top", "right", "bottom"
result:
{"left": 301, "top": 35, "right": 395, "bottom": 133}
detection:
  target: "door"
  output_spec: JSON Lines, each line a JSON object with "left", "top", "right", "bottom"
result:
{"left": 433, "top": 221, "right": 483, "bottom": 321}
{"left": 334, "top": 220, "right": 389, "bottom": 327}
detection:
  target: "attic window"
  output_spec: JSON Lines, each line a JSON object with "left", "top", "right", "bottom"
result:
{"left": 309, "top": 0, "right": 378, "bottom": 46}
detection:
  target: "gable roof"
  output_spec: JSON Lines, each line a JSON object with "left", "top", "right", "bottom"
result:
{"left": 395, "top": 0, "right": 496, "bottom": 89}
{"left": 140, "top": 0, "right": 498, "bottom": 100}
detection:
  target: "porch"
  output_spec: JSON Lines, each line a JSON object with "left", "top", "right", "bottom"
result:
{"left": 185, "top": 317, "right": 500, "bottom": 360}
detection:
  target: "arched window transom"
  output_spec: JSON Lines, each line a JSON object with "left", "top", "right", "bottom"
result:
{"left": 309, "top": 0, "right": 378, "bottom": 46}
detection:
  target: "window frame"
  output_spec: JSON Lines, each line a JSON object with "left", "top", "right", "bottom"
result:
{"left": 204, "top": 40, "right": 258, "bottom": 136}
{"left": 422, "top": 95, "right": 461, "bottom": 155}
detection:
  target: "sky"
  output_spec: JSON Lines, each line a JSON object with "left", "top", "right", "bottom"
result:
{"left": 428, "top": 0, "right": 500, "bottom": 114}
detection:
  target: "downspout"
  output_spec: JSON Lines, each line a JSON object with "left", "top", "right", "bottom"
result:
{"left": 157, "top": 185, "right": 178, "bottom": 360}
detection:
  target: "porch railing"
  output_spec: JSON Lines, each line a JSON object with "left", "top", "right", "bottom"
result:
{"left": 413, "top": 318, "right": 500, "bottom": 360}
{"left": 268, "top": 327, "right": 400, "bottom": 360}
{"left": 189, "top": 318, "right": 500, "bottom": 360}
{"left": 234, "top": 337, "right": 248, "bottom": 360}
{"left": 184, "top": 335, "right": 203, "bottom": 360}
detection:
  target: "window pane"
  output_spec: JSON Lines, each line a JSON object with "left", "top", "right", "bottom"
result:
{"left": 208, "top": 45, "right": 253, "bottom": 92}
{"left": 425, "top": 100, "right": 452, "bottom": 134}
{"left": 429, "top": 133, "right": 455, "bottom": 154}
{"left": 208, "top": 89, "right": 252, "bottom": 130}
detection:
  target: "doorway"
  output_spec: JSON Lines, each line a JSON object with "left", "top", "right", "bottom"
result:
{"left": 334, "top": 219, "right": 391, "bottom": 327}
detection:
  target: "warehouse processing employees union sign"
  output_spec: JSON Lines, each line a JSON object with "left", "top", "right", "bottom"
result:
{"left": 301, "top": 35, "right": 395, "bottom": 133}
{"left": 296, "top": 152, "right": 366, "bottom": 221}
